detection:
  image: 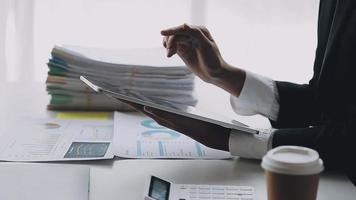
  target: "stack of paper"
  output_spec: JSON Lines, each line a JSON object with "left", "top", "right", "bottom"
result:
{"left": 46, "top": 46, "right": 197, "bottom": 110}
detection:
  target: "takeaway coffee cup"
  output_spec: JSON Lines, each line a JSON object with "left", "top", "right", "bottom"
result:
{"left": 261, "top": 146, "right": 324, "bottom": 200}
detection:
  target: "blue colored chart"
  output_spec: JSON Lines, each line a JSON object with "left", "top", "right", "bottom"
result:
{"left": 141, "top": 119, "right": 180, "bottom": 140}
{"left": 141, "top": 119, "right": 166, "bottom": 129}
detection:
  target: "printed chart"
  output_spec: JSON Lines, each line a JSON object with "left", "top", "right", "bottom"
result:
{"left": 114, "top": 112, "right": 231, "bottom": 159}
{"left": 0, "top": 112, "right": 114, "bottom": 161}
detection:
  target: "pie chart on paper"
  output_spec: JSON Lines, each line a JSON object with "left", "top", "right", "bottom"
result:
{"left": 141, "top": 119, "right": 180, "bottom": 140}
{"left": 141, "top": 130, "right": 180, "bottom": 140}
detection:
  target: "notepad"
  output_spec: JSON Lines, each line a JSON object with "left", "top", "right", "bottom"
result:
{"left": 0, "top": 163, "right": 90, "bottom": 200}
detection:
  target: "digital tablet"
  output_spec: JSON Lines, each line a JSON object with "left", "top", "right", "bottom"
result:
{"left": 80, "top": 76, "right": 259, "bottom": 134}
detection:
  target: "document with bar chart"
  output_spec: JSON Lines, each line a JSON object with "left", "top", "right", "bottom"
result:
{"left": 0, "top": 112, "right": 114, "bottom": 161}
{"left": 113, "top": 112, "right": 231, "bottom": 159}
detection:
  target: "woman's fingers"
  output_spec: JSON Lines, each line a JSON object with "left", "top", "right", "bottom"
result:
{"left": 120, "top": 100, "right": 180, "bottom": 132}
{"left": 143, "top": 106, "right": 203, "bottom": 134}
{"left": 166, "top": 35, "right": 177, "bottom": 57}
{"left": 166, "top": 35, "right": 192, "bottom": 57}
{"left": 161, "top": 24, "right": 210, "bottom": 47}
{"left": 143, "top": 106, "right": 189, "bottom": 131}
{"left": 198, "top": 26, "right": 214, "bottom": 42}
{"left": 143, "top": 106, "right": 230, "bottom": 151}
{"left": 162, "top": 36, "right": 176, "bottom": 57}
{"left": 119, "top": 101, "right": 229, "bottom": 150}
{"left": 162, "top": 36, "right": 168, "bottom": 48}
{"left": 162, "top": 24, "right": 213, "bottom": 58}
{"left": 160, "top": 24, "right": 186, "bottom": 36}
{"left": 144, "top": 106, "right": 173, "bottom": 119}
{"left": 176, "top": 41, "right": 191, "bottom": 58}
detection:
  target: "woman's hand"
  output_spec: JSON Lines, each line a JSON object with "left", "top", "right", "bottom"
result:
{"left": 121, "top": 100, "right": 230, "bottom": 152}
{"left": 161, "top": 24, "right": 246, "bottom": 97}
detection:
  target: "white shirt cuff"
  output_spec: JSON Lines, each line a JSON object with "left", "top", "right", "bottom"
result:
{"left": 229, "top": 128, "right": 275, "bottom": 159}
{"left": 230, "top": 71, "right": 279, "bottom": 121}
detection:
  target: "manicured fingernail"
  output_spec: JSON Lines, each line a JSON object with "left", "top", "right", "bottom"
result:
{"left": 166, "top": 48, "right": 171, "bottom": 57}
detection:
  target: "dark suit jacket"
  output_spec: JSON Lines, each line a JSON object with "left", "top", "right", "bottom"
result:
{"left": 270, "top": 0, "right": 356, "bottom": 184}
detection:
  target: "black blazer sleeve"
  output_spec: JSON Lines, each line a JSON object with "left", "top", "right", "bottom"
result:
{"left": 270, "top": 82, "right": 321, "bottom": 128}
{"left": 271, "top": 0, "right": 356, "bottom": 177}
{"left": 272, "top": 121, "right": 356, "bottom": 177}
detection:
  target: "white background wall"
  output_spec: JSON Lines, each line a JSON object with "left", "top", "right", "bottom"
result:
{"left": 0, "top": 0, "right": 320, "bottom": 127}
{"left": 0, "top": 0, "right": 319, "bottom": 83}
{"left": 206, "top": 0, "right": 319, "bottom": 83}
{"left": 197, "top": 0, "right": 319, "bottom": 126}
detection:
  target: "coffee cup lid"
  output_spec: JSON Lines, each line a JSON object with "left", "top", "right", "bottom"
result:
{"left": 261, "top": 146, "right": 324, "bottom": 175}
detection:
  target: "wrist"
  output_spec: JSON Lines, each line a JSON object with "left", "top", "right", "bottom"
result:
{"left": 212, "top": 62, "right": 246, "bottom": 97}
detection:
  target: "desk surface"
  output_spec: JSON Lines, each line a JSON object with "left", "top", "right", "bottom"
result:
{"left": 0, "top": 82, "right": 355, "bottom": 199}
{"left": 88, "top": 159, "right": 356, "bottom": 200}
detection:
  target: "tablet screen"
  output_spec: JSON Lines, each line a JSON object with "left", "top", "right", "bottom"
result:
{"left": 81, "top": 76, "right": 258, "bottom": 134}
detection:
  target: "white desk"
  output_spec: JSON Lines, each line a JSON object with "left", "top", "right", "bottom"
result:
{"left": 88, "top": 159, "right": 355, "bottom": 200}
{"left": 0, "top": 82, "right": 355, "bottom": 199}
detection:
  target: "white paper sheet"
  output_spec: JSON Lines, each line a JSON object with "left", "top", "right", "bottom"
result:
{"left": 0, "top": 112, "right": 114, "bottom": 161}
{"left": 55, "top": 46, "right": 186, "bottom": 68}
{"left": 0, "top": 163, "right": 89, "bottom": 200}
{"left": 113, "top": 112, "right": 232, "bottom": 159}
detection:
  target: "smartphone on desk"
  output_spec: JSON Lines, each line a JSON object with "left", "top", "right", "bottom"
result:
{"left": 143, "top": 175, "right": 254, "bottom": 200}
